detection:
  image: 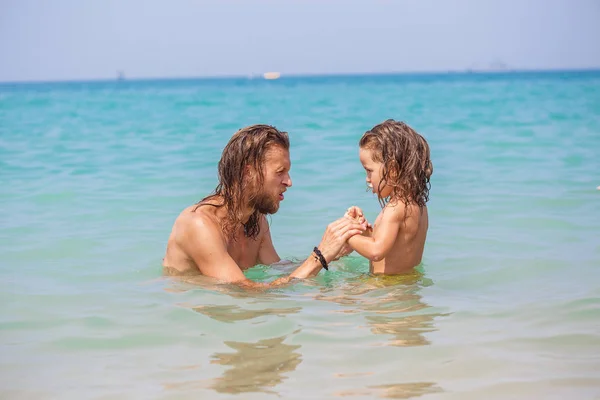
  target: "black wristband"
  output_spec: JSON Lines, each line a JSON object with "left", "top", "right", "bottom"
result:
{"left": 313, "top": 247, "right": 329, "bottom": 271}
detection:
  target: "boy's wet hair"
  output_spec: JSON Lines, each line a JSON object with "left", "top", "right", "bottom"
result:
{"left": 195, "top": 124, "right": 290, "bottom": 239}
{"left": 359, "top": 119, "right": 433, "bottom": 209}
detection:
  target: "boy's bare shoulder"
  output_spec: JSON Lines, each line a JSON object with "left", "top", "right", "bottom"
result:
{"left": 384, "top": 201, "right": 427, "bottom": 229}
{"left": 382, "top": 200, "right": 408, "bottom": 219}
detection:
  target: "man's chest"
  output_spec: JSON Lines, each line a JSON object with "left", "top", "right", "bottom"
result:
{"left": 226, "top": 234, "right": 262, "bottom": 271}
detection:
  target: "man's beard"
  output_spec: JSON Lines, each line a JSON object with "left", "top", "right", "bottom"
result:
{"left": 250, "top": 190, "right": 279, "bottom": 215}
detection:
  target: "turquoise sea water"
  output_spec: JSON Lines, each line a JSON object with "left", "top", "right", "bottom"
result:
{"left": 1, "top": 71, "right": 600, "bottom": 399}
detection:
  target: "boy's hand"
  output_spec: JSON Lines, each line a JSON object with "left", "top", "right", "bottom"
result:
{"left": 345, "top": 206, "right": 363, "bottom": 219}
{"left": 345, "top": 206, "right": 370, "bottom": 230}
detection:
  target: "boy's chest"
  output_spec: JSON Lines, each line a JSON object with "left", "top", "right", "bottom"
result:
{"left": 373, "top": 212, "right": 384, "bottom": 230}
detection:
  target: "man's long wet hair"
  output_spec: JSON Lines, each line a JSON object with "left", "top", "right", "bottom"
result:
{"left": 194, "top": 124, "right": 290, "bottom": 240}
{"left": 359, "top": 119, "right": 433, "bottom": 209}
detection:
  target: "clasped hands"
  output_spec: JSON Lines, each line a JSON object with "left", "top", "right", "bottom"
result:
{"left": 316, "top": 206, "right": 372, "bottom": 263}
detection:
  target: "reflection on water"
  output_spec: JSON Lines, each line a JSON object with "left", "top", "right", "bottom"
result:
{"left": 192, "top": 304, "right": 302, "bottom": 323}
{"left": 335, "top": 381, "right": 442, "bottom": 399}
{"left": 163, "top": 262, "right": 446, "bottom": 397}
{"left": 162, "top": 267, "right": 293, "bottom": 301}
{"left": 315, "top": 269, "right": 445, "bottom": 347}
{"left": 170, "top": 299, "right": 304, "bottom": 394}
{"left": 365, "top": 313, "right": 436, "bottom": 347}
{"left": 161, "top": 334, "right": 302, "bottom": 395}
{"left": 209, "top": 335, "right": 302, "bottom": 394}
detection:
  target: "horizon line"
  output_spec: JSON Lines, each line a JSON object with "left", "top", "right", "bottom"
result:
{"left": 1, "top": 66, "right": 600, "bottom": 86}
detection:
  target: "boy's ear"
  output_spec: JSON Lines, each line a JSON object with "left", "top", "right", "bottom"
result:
{"left": 387, "top": 163, "right": 401, "bottom": 180}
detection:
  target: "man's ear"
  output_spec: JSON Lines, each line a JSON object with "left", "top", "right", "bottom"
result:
{"left": 244, "top": 165, "right": 261, "bottom": 189}
{"left": 244, "top": 164, "right": 255, "bottom": 179}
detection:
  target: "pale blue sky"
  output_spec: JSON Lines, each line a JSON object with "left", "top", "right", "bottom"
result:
{"left": 1, "top": 0, "right": 599, "bottom": 82}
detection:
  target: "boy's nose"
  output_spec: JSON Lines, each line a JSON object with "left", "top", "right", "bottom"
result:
{"left": 284, "top": 174, "right": 292, "bottom": 187}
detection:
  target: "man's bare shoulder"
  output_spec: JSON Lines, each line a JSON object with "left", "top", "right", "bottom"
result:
{"left": 172, "top": 204, "right": 222, "bottom": 244}
{"left": 163, "top": 204, "right": 225, "bottom": 273}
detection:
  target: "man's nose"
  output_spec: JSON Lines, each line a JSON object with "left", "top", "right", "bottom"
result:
{"left": 284, "top": 174, "right": 292, "bottom": 187}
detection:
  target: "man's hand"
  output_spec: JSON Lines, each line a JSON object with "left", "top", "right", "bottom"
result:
{"left": 329, "top": 207, "right": 372, "bottom": 261}
{"left": 331, "top": 242, "right": 353, "bottom": 261}
{"left": 316, "top": 216, "right": 365, "bottom": 263}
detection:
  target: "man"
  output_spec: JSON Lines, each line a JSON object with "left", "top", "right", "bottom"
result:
{"left": 163, "top": 124, "right": 365, "bottom": 288}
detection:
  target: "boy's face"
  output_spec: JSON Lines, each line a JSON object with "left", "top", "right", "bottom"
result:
{"left": 359, "top": 147, "right": 392, "bottom": 198}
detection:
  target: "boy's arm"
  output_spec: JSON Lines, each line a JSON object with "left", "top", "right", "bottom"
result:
{"left": 347, "top": 203, "right": 404, "bottom": 262}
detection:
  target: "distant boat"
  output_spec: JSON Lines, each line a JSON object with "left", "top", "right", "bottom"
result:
{"left": 263, "top": 72, "right": 280, "bottom": 80}
{"left": 117, "top": 70, "right": 125, "bottom": 81}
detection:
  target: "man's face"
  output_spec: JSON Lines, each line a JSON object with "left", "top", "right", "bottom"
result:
{"left": 250, "top": 146, "right": 292, "bottom": 214}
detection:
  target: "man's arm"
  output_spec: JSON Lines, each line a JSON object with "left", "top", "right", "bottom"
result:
{"left": 287, "top": 216, "right": 365, "bottom": 278}
{"left": 181, "top": 215, "right": 364, "bottom": 288}
{"left": 259, "top": 215, "right": 356, "bottom": 266}
{"left": 347, "top": 203, "right": 403, "bottom": 262}
{"left": 179, "top": 216, "right": 249, "bottom": 283}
